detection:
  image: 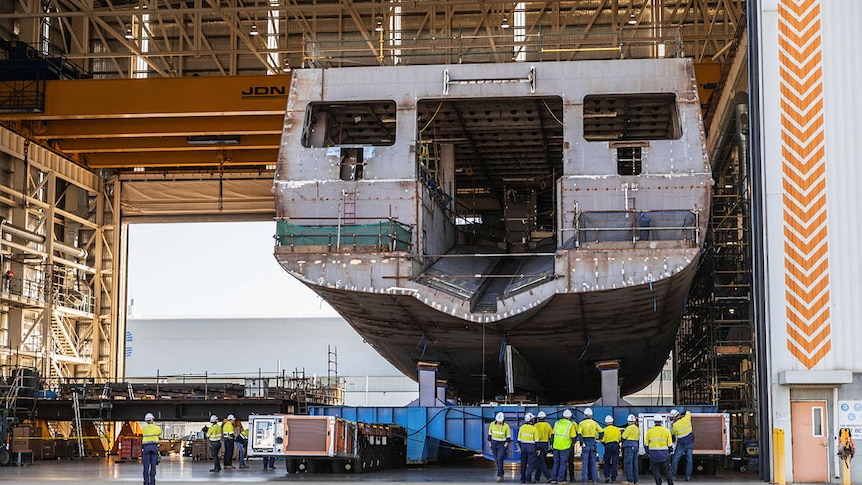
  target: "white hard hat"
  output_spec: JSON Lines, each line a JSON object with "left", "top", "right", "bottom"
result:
{"left": 210, "top": 415, "right": 218, "bottom": 423}
{"left": 584, "top": 407, "right": 593, "bottom": 416}
{"left": 670, "top": 409, "right": 680, "bottom": 418}
{"left": 654, "top": 416, "right": 664, "bottom": 423}
{"left": 144, "top": 413, "right": 155, "bottom": 422}
{"left": 537, "top": 411, "right": 547, "bottom": 419}
{"left": 563, "top": 409, "right": 573, "bottom": 419}
{"left": 627, "top": 414, "right": 636, "bottom": 423}
{"left": 525, "top": 412, "right": 535, "bottom": 422}
{"left": 495, "top": 412, "right": 505, "bottom": 422}
{"left": 604, "top": 415, "right": 614, "bottom": 424}
{"left": 227, "top": 414, "right": 235, "bottom": 421}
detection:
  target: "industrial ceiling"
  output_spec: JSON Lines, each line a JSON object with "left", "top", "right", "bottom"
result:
{"left": 0, "top": 1, "right": 745, "bottom": 174}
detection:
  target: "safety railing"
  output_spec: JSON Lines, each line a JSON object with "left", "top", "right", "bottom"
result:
{"left": 54, "top": 283, "right": 95, "bottom": 314}
{"left": 2, "top": 272, "right": 94, "bottom": 313}
{"left": 572, "top": 209, "right": 700, "bottom": 248}
{"left": 301, "top": 26, "right": 684, "bottom": 68}
{"left": 275, "top": 218, "right": 413, "bottom": 253}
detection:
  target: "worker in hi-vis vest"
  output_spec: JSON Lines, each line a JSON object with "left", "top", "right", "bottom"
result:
{"left": 141, "top": 412, "right": 161, "bottom": 485}
{"left": 518, "top": 413, "right": 539, "bottom": 484}
{"left": 669, "top": 409, "right": 694, "bottom": 482}
{"left": 621, "top": 414, "right": 641, "bottom": 485}
{"left": 222, "top": 414, "right": 236, "bottom": 469}
{"left": 207, "top": 415, "right": 223, "bottom": 472}
{"left": 645, "top": 416, "right": 674, "bottom": 485}
{"left": 533, "top": 411, "right": 553, "bottom": 483}
{"left": 551, "top": 409, "right": 577, "bottom": 484}
{"left": 488, "top": 412, "right": 513, "bottom": 482}
{"left": 601, "top": 415, "right": 621, "bottom": 483}
{"left": 577, "top": 408, "right": 603, "bottom": 483}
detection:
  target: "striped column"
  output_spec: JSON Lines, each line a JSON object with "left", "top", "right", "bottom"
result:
{"left": 778, "top": 0, "right": 831, "bottom": 368}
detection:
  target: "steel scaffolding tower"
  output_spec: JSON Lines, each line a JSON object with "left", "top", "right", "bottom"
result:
{"left": 676, "top": 21, "right": 756, "bottom": 457}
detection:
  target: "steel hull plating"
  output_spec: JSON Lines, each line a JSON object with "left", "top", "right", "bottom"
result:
{"left": 276, "top": 245, "right": 701, "bottom": 403}
{"left": 273, "top": 58, "right": 711, "bottom": 403}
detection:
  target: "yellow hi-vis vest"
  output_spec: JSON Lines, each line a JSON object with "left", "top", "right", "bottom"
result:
{"left": 602, "top": 425, "right": 621, "bottom": 443}
{"left": 578, "top": 418, "right": 603, "bottom": 439}
{"left": 518, "top": 423, "right": 538, "bottom": 443}
{"left": 142, "top": 423, "right": 161, "bottom": 445}
{"left": 646, "top": 425, "right": 671, "bottom": 449}
{"left": 489, "top": 422, "right": 512, "bottom": 442}
{"left": 552, "top": 419, "right": 577, "bottom": 450}
{"left": 622, "top": 424, "right": 640, "bottom": 441}
{"left": 671, "top": 412, "right": 693, "bottom": 441}
{"left": 534, "top": 420, "right": 553, "bottom": 442}
{"left": 208, "top": 423, "right": 223, "bottom": 441}
{"left": 223, "top": 421, "right": 235, "bottom": 439}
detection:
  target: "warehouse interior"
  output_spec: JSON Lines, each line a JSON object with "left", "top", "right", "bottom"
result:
{"left": 0, "top": 0, "right": 755, "bottom": 471}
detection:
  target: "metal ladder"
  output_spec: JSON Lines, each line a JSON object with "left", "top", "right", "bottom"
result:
{"left": 71, "top": 391, "right": 85, "bottom": 458}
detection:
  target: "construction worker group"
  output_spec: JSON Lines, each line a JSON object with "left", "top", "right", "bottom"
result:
{"left": 205, "top": 414, "right": 250, "bottom": 472}
{"left": 490, "top": 408, "right": 694, "bottom": 485}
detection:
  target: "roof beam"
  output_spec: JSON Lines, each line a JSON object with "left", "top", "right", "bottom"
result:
{"left": 31, "top": 115, "right": 285, "bottom": 139}
{"left": 81, "top": 148, "right": 279, "bottom": 168}
{"left": 55, "top": 134, "right": 280, "bottom": 153}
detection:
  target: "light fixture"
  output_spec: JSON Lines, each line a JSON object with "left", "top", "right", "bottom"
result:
{"left": 374, "top": 16, "right": 384, "bottom": 32}
{"left": 124, "top": 27, "right": 134, "bottom": 40}
{"left": 249, "top": 24, "right": 259, "bottom": 36}
{"left": 627, "top": 14, "right": 637, "bottom": 25}
{"left": 501, "top": 15, "right": 510, "bottom": 29}
{"left": 186, "top": 135, "right": 241, "bottom": 146}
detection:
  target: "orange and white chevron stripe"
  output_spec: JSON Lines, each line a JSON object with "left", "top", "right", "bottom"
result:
{"left": 778, "top": 0, "right": 831, "bottom": 368}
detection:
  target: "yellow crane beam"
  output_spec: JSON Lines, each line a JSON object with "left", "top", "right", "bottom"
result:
{"left": 0, "top": 74, "right": 291, "bottom": 169}
{"left": 6, "top": 74, "right": 291, "bottom": 120}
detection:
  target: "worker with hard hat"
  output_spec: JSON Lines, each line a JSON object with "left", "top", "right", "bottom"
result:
{"left": 533, "top": 411, "right": 553, "bottom": 483}
{"left": 489, "top": 412, "right": 513, "bottom": 482}
{"left": 141, "top": 412, "right": 161, "bottom": 485}
{"left": 644, "top": 416, "right": 674, "bottom": 485}
{"left": 621, "top": 414, "right": 640, "bottom": 485}
{"left": 207, "top": 415, "right": 223, "bottom": 472}
{"left": 551, "top": 409, "right": 577, "bottom": 484}
{"left": 578, "top": 407, "right": 603, "bottom": 484}
{"left": 669, "top": 409, "right": 694, "bottom": 482}
{"left": 601, "top": 415, "right": 621, "bottom": 483}
{"left": 519, "top": 413, "right": 539, "bottom": 484}
{"left": 235, "top": 418, "right": 249, "bottom": 469}
{"left": 222, "top": 414, "right": 236, "bottom": 469}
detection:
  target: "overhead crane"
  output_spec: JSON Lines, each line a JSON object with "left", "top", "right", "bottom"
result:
{"left": 1, "top": 74, "right": 289, "bottom": 170}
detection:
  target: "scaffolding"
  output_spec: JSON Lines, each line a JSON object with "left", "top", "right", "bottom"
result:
{"left": 676, "top": 20, "right": 756, "bottom": 457}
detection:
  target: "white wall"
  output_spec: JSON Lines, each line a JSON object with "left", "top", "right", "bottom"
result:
{"left": 757, "top": 0, "right": 862, "bottom": 481}
{"left": 125, "top": 316, "right": 403, "bottom": 378}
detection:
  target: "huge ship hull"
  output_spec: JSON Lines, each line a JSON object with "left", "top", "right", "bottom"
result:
{"left": 273, "top": 56, "right": 711, "bottom": 403}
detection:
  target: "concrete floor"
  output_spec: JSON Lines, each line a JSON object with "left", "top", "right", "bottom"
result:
{"left": 0, "top": 455, "right": 768, "bottom": 485}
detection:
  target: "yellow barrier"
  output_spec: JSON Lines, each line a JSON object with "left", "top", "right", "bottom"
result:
{"left": 773, "top": 428, "right": 786, "bottom": 485}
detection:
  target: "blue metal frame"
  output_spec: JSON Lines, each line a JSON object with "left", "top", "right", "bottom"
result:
{"left": 311, "top": 404, "right": 717, "bottom": 464}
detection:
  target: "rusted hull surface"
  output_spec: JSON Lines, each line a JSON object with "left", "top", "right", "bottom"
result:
{"left": 272, "top": 58, "right": 711, "bottom": 403}
{"left": 282, "top": 250, "right": 700, "bottom": 403}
